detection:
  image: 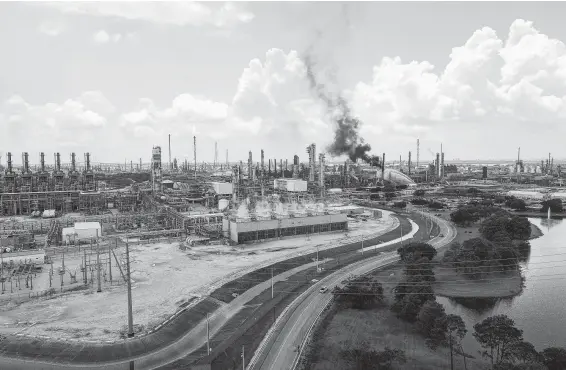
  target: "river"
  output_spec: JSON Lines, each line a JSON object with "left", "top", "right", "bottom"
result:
{"left": 437, "top": 217, "right": 566, "bottom": 354}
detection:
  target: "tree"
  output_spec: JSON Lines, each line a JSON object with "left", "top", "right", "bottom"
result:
{"left": 393, "top": 201, "right": 407, "bottom": 209}
{"left": 417, "top": 300, "right": 448, "bottom": 349}
{"left": 506, "top": 198, "right": 527, "bottom": 211}
{"left": 413, "top": 189, "right": 426, "bottom": 197}
{"left": 333, "top": 275, "right": 384, "bottom": 309}
{"left": 541, "top": 347, "right": 566, "bottom": 370}
{"left": 510, "top": 341, "right": 542, "bottom": 364}
{"left": 541, "top": 199, "right": 563, "bottom": 213}
{"left": 473, "top": 315, "right": 524, "bottom": 367}
{"left": 506, "top": 216, "right": 532, "bottom": 240}
{"left": 411, "top": 198, "right": 429, "bottom": 205}
{"left": 342, "top": 347, "right": 406, "bottom": 370}
{"left": 450, "top": 208, "right": 478, "bottom": 226}
{"left": 397, "top": 242, "right": 437, "bottom": 262}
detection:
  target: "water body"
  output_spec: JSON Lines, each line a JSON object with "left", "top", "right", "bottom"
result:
{"left": 437, "top": 217, "right": 566, "bottom": 354}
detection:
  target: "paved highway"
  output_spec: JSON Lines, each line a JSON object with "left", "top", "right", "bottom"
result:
{"left": 253, "top": 212, "right": 456, "bottom": 370}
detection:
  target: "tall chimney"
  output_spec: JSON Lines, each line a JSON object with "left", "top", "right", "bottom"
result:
{"left": 248, "top": 151, "right": 253, "bottom": 180}
{"left": 85, "top": 153, "right": 91, "bottom": 172}
{"left": 381, "top": 153, "right": 385, "bottom": 182}
{"left": 293, "top": 155, "right": 299, "bottom": 179}
{"left": 40, "top": 152, "right": 45, "bottom": 172}
{"left": 435, "top": 153, "right": 440, "bottom": 178}
{"left": 7, "top": 152, "right": 13, "bottom": 173}
{"left": 168, "top": 134, "right": 172, "bottom": 170}
{"left": 319, "top": 153, "right": 325, "bottom": 189}
{"left": 261, "top": 149, "right": 265, "bottom": 178}
{"left": 408, "top": 151, "right": 412, "bottom": 175}
{"left": 281, "top": 159, "right": 284, "bottom": 177}
{"left": 56, "top": 153, "right": 61, "bottom": 172}
{"left": 441, "top": 152, "right": 445, "bottom": 178}
{"left": 193, "top": 136, "right": 197, "bottom": 180}
{"left": 71, "top": 152, "right": 76, "bottom": 172}
{"left": 23, "top": 152, "right": 29, "bottom": 173}
{"left": 274, "top": 158, "right": 277, "bottom": 177}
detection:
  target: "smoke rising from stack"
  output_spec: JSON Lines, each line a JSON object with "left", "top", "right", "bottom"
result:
{"left": 303, "top": 54, "right": 381, "bottom": 168}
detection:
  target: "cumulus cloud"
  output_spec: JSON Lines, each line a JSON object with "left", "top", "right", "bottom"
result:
{"left": 93, "top": 30, "right": 122, "bottom": 44}
{"left": 5, "top": 19, "right": 566, "bottom": 161}
{"left": 353, "top": 19, "right": 566, "bottom": 133}
{"left": 37, "top": 20, "right": 66, "bottom": 36}
{"left": 45, "top": 1, "right": 254, "bottom": 28}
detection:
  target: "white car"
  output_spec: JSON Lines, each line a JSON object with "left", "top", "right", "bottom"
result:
{"left": 319, "top": 287, "right": 329, "bottom": 294}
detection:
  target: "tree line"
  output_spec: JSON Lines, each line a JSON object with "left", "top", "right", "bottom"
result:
{"left": 330, "top": 240, "right": 566, "bottom": 369}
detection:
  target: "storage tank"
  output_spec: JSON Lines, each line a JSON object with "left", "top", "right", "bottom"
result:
{"left": 218, "top": 199, "right": 230, "bottom": 211}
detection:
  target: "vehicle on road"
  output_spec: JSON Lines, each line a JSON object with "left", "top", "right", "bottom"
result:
{"left": 319, "top": 286, "right": 328, "bottom": 294}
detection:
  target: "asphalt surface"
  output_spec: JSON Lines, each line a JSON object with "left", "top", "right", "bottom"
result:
{"left": 254, "top": 212, "right": 456, "bottom": 370}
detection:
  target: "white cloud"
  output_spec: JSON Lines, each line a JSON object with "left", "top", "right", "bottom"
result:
{"left": 46, "top": 1, "right": 254, "bottom": 28}
{"left": 93, "top": 30, "right": 123, "bottom": 44}
{"left": 6, "top": 19, "right": 566, "bottom": 161}
{"left": 352, "top": 18, "right": 566, "bottom": 135}
{"left": 37, "top": 20, "right": 65, "bottom": 36}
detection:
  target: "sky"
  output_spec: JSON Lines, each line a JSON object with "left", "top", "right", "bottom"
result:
{"left": 2, "top": 1, "right": 566, "bottom": 165}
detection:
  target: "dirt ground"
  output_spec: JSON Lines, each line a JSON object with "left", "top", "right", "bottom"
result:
{"left": 0, "top": 212, "right": 397, "bottom": 341}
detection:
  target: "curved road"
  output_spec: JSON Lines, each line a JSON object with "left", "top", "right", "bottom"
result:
{"left": 253, "top": 212, "right": 456, "bottom": 370}
{"left": 0, "top": 211, "right": 403, "bottom": 370}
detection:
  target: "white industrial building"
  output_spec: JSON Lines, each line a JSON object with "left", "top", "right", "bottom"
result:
{"left": 507, "top": 190, "right": 545, "bottom": 200}
{"left": 224, "top": 212, "right": 348, "bottom": 244}
{"left": 273, "top": 179, "right": 308, "bottom": 192}
{"left": 62, "top": 222, "right": 102, "bottom": 244}
{"left": 211, "top": 182, "right": 233, "bottom": 195}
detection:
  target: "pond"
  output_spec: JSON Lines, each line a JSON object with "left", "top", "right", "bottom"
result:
{"left": 437, "top": 217, "right": 566, "bottom": 354}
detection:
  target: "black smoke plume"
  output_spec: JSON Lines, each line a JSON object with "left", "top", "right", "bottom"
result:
{"left": 304, "top": 54, "right": 381, "bottom": 168}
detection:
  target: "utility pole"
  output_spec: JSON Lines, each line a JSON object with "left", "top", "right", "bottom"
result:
{"left": 96, "top": 242, "right": 101, "bottom": 293}
{"left": 241, "top": 345, "right": 245, "bottom": 369}
{"left": 206, "top": 313, "right": 211, "bottom": 354}
{"left": 271, "top": 268, "right": 274, "bottom": 298}
{"left": 126, "top": 242, "right": 134, "bottom": 337}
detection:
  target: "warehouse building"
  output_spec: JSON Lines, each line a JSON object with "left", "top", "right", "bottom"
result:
{"left": 62, "top": 221, "right": 102, "bottom": 244}
{"left": 225, "top": 212, "right": 348, "bottom": 244}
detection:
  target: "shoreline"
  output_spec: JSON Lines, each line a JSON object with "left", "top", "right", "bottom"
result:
{"left": 529, "top": 221, "right": 544, "bottom": 240}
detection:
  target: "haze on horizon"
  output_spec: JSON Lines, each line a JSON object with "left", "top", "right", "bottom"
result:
{"left": 1, "top": 1, "right": 566, "bottom": 164}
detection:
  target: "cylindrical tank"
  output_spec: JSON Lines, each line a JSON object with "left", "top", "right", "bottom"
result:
{"left": 218, "top": 199, "right": 230, "bottom": 211}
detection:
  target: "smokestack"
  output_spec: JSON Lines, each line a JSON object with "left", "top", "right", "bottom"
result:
{"left": 56, "top": 153, "right": 61, "bottom": 172}
{"left": 23, "top": 152, "right": 29, "bottom": 173}
{"left": 168, "top": 134, "right": 172, "bottom": 171}
{"left": 381, "top": 153, "right": 385, "bottom": 183}
{"left": 268, "top": 159, "right": 271, "bottom": 174}
{"left": 214, "top": 141, "right": 218, "bottom": 167}
{"left": 71, "top": 153, "right": 76, "bottom": 172}
{"left": 274, "top": 158, "right": 277, "bottom": 177}
{"left": 280, "top": 159, "right": 283, "bottom": 177}
{"left": 293, "top": 155, "right": 299, "bottom": 179}
{"left": 85, "top": 153, "right": 91, "bottom": 172}
{"left": 40, "top": 152, "right": 45, "bottom": 172}
{"left": 408, "top": 151, "right": 412, "bottom": 175}
{"left": 7, "top": 152, "right": 12, "bottom": 173}
{"left": 319, "top": 153, "right": 325, "bottom": 189}
{"left": 416, "top": 139, "right": 420, "bottom": 171}
{"left": 285, "top": 159, "right": 288, "bottom": 172}
{"left": 435, "top": 153, "right": 440, "bottom": 178}
{"left": 248, "top": 151, "right": 253, "bottom": 180}
{"left": 193, "top": 136, "right": 197, "bottom": 180}
{"left": 441, "top": 152, "right": 445, "bottom": 179}
{"left": 261, "top": 149, "right": 265, "bottom": 178}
